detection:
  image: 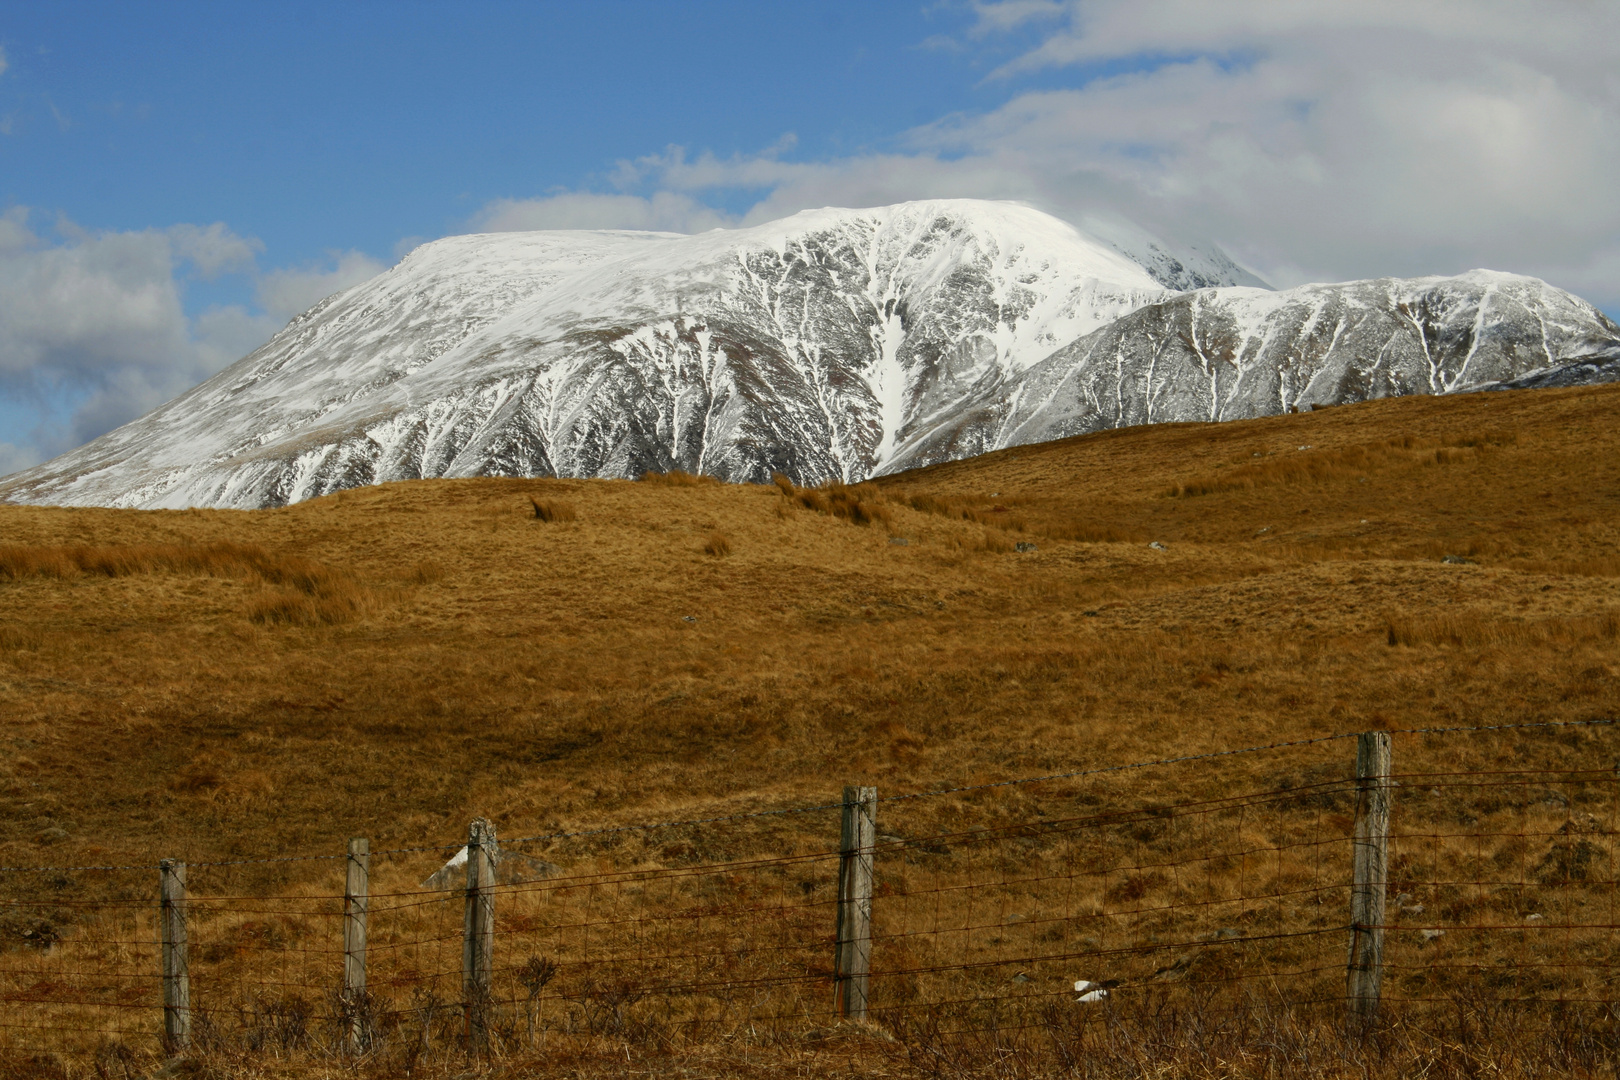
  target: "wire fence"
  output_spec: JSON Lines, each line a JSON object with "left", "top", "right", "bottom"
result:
{"left": 3, "top": 719, "right": 1618, "bottom": 1071}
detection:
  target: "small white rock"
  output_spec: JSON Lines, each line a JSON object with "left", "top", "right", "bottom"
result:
{"left": 1074, "top": 979, "right": 1110, "bottom": 1003}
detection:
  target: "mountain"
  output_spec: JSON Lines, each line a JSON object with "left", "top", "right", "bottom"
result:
{"left": 881, "top": 271, "right": 1620, "bottom": 472}
{"left": 0, "top": 201, "right": 1168, "bottom": 507}
{"left": 1, "top": 200, "right": 1616, "bottom": 509}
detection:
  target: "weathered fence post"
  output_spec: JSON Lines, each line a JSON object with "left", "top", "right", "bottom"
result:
{"left": 463, "top": 818, "right": 496, "bottom": 1051}
{"left": 343, "top": 837, "right": 370, "bottom": 1052}
{"left": 159, "top": 859, "right": 190, "bottom": 1052}
{"left": 835, "top": 786, "right": 877, "bottom": 1021}
{"left": 1348, "top": 731, "right": 1393, "bottom": 1022}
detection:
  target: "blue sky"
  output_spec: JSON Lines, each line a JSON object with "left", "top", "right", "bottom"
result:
{"left": 1, "top": 1, "right": 1616, "bottom": 473}
{"left": 3, "top": 3, "right": 1060, "bottom": 281}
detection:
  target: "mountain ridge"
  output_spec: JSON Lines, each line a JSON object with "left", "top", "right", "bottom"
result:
{"left": 2, "top": 199, "right": 1616, "bottom": 509}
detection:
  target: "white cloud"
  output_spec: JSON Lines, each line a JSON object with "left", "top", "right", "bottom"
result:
{"left": 475, "top": 190, "right": 733, "bottom": 234}
{"left": 254, "top": 250, "right": 387, "bottom": 322}
{"left": 168, "top": 222, "right": 262, "bottom": 279}
{"left": 529, "top": 2, "right": 1619, "bottom": 315}
{"left": 0, "top": 212, "right": 194, "bottom": 385}
{"left": 0, "top": 45, "right": 9, "bottom": 78}
{"left": 969, "top": 0, "right": 1066, "bottom": 36}
{"left": 0, "top": 211, "right": 377, "bottom": 465}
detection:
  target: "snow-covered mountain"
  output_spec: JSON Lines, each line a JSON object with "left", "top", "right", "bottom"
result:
{"left": 1, "top": 200, "right": 1616, "bottom": 509}
{"left": 881, "top": 271, "right": 1620, "bottom": 472}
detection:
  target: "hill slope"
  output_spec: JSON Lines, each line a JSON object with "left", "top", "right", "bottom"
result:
{"left": 0, "top": 383, "right": 1617, "bottom": 875}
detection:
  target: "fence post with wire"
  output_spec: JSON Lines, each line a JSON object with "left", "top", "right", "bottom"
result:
{"left": 158, "top": 858, "right": 189, "bottom": 1052}
{"left": 1, "top": 718, "right": 1617, "bottom": 1069}
{"left": 835, "top": 785, "right": 877, "bottom": 1021}
{"left": 462, "top": 817, "right": 496, "bottom": 1051}
{"left": 1347, "top": 730, "right": 1392, "bottom": 1022}
{"left": 342, "top": 836, "right": 369, "bottom": 1052}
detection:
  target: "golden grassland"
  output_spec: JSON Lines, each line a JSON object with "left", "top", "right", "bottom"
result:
{"left": 3, "top": 382, "right": 1620, "bottom": 1078}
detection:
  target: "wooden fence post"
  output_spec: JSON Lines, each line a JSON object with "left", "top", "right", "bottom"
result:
{"left": 835, "top": 786, "right": 877, "bottom": 1021}
{"left": 1348, "top": 731, "right": 1393, "bottom": 1022}
{"left": 159, "top": 859, "right": 190, "bottom": 1052}
{"left": 463, "top": 818, "right": 496, "bottom": 1050}
{"left": 344, "top": 837, "right": 370, "bottom": 1052}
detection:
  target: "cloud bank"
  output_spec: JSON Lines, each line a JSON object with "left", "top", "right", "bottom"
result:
{"left": 0, "top": 210, "right": 280, "bottom": 467}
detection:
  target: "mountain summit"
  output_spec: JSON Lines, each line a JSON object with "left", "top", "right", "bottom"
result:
{"left": 3, "top": 200, "right": 1616, "bottom": 509}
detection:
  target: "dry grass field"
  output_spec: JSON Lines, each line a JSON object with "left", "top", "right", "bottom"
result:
{"left": 3, "top": 382, "right": 1620, "bottom": 1078}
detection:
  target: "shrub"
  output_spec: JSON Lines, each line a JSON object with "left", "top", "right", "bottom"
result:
{"left": 703, "top": 532, "right": 732, "bottom": 557}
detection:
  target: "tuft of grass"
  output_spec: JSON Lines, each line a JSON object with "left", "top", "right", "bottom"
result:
{"left": 247, "top": 577, "right": 373, "bottom": 627}
{"left": 530, "top": 498, "right": 578, "bottom": 523}
{"left": 702, "top": 532, "right": 732, "bottom": 557}
{"left": 0, "top": 626, "right": 44, "bottom": 651}
{"left": 640, "top": 470, "right": 716, "bottom": 487}
{"left": 1164, "top": 430, "right": 1520, "bottom": 498}
{"left": 407, "top": 561, "right": 446, "bottom": 585}
{"left": 899, "top": 491, "right": 1026, "bottom": 533}
{"left": 775, "top": 475, "right": 894, "bottom": 529}
{"left": 1512, "top": 556, "right": 1620, "bottom": 578}
{"left": 1386, "top": 610, "right": 1620, "bottom": 648}
{"left": 0, "top": 540, "right": 375, "bottom": 626}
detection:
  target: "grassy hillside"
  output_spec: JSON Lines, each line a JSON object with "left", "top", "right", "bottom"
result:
{"left": 3, "top": 384, "right": 1620, "bottom": 1079}
{"left": 0, "top": 383, "right": 1617, "bottom": 873}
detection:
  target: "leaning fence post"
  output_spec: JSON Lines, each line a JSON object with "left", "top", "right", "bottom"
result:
{"left": 159, "top": 859, "right": 190, "bottom": 1052}
{"left": 463, "top": 818, "right": 496, "bottom": 1050}
{"left": 344, "top": 837, "right": 370, "bottom": 1052}
{"left": 835, "top": 786, "right": 877, "bottom": 1021}
{"left": 1347, "top": 731, "right": 1393, "bottom": 1022}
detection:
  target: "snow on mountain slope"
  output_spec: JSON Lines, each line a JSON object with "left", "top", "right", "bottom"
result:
{"left": 2, "top": 201, "right": 1616, "bottom": 510}
{"left": 881, "top": 271, "right": 1620, "bottom": 472}
{"left": 1473, "top": 341, "right": 1620, "bottom": 392}
{"left": 0, "top": 200, "right": 1167, "bottom": 508}
{"left": 1075, "top": 212, "right": 1271, "bottom": 291}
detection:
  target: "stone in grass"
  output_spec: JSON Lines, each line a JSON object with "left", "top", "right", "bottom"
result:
{"left": 1015, "top": 542, "right": 1038, "bottom": 553}
{"left": 889, "top": 537, "right": 909, "bottom": 546}
{"left": 1148, "top": 541, "right": 1167, "bottom": 550}
{"left": 1074, "top": 978, "right": 1119, "bottom": 1002}
{"left": 1441, "top": 555, "right": 1477, "bottom": 565}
